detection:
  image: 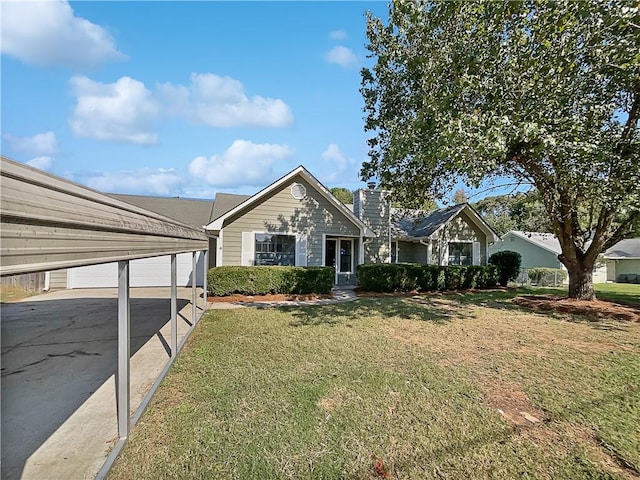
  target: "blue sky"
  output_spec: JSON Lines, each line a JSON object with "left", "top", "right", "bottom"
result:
{"left": 2, "top": 1, "right": 392, "bottom": 199}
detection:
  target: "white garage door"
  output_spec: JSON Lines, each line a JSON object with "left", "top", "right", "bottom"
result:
{"left": 68, "top": 253, "right": 205, "bottom": 288}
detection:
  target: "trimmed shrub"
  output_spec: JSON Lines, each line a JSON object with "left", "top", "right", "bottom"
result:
{"left": 356, "top": 263, "right": 499, "bottom": 293}
{"left": 488, "top": 251, "right": 522, "bottom": 286}
{"left": 208, "top": 266, "right": 333, "bottom": 296}
{"left": 353, "top": 263, "right": 421, "bottom": 292}
{"left": 528, "top": 267, "right": 568, "bottom": 286}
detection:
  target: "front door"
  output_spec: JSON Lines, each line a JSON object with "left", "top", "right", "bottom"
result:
{"left": 325, "top": 237, "right": 355, "bottom": 285}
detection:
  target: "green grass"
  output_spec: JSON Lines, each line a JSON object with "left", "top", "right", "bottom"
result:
{"left": 593, "top": 283, "right": 640, "bottom": 305}
{"left": 109, "top": 292, "right": 640, "bottom": 480}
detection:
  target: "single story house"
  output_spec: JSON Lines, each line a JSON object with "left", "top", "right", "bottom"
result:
{"left": 52, "top": 166, "right": 500, "bottom": 288}
{"left": 203, "top": 166, "right": 499, "bottom": 285}
{"left": 604, "top": 238, "right": 640, "bottom": 283}
{"left": 489, "top": 231, "right": 639, "bottom": 284}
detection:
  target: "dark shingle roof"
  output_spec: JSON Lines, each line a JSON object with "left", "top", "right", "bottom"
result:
{"left": 391, "top": 204, "right": 467, "bottom": 239}
{"left": 110, "top": 193, "right": 214, "bottom": 230}
{"left": 210, "top": 193, "right": 251, "bottom": 221}
{"left": 605, "top": 238, "right": 640, "bottom": 258}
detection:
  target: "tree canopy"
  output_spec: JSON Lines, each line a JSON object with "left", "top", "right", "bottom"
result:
{"left": 361, "top": 0, "right": 640, "bottom": 299}
{"left": 329, "top": 187, "right": 354, "bottom": 205}
{"left": 472, "top": 191, "right": 550, "bottom": 236}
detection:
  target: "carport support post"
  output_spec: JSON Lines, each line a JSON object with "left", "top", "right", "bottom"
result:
{"left": 203, "top": 250, "right": 209, "bottom": 311}
{"left": 117, "top": 260, "right": 130, "bottom": 439}
{"left": 192, "top": 251, "right": 197, "bottom": 324}
{"left": 170, "top": 254, "right": 177, "bottom": 357}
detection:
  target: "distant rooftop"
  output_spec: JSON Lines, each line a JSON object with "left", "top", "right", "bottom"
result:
{"left": 605, "top": 238, "right": 640, "bottom": 259}
{"left": 110, "top": 193, "right": 214, "bottom": 230}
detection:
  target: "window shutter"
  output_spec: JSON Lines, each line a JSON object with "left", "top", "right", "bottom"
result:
{"left": 295, "top": 234, "right": 308, "bottom": 266}
{"left": 241, "top": 232, "right": 254, "bottom": 266}
{"left": 473, "top": 242, "right": 481, "bottom": 265}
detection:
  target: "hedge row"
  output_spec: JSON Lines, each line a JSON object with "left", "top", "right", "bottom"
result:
{"left": 528, "top": 267, "right": 568, "bottom": 286}
{"left": 208, "top": 266, "right": 334, "bottom": 296}
{"left": 356, "top": 263, "right": 499, "bottom": 292}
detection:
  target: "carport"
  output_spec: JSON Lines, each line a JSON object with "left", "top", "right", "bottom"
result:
{"left": 1, "top": 156, "right": 209, "bottom": 478}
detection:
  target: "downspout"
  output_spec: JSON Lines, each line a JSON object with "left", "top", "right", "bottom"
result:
{"left": 419, "top": 238, "right": 430, "bottom": 265}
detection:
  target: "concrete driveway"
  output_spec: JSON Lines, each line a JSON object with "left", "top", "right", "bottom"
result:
{"left": 1, "top": 287, "right": 204, "bottom": 480}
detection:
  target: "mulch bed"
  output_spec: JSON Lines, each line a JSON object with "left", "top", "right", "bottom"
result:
{"left": 513, "top": 295, "right": 640, "bottom": 322}
{"left": 207, "top": 289, "right": 639, "bottom": 322}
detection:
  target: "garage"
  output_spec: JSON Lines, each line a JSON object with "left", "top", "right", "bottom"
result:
{"left": 67, "top": 252, "right": 205, "bottom": 288}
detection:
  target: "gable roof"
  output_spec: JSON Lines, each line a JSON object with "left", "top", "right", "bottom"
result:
{"left": 205, "top": 166, "right": 375, "bottom": 236}
{"left": 604, "top": 238, "right": 640, "bottom": 259}
{"left": 392, "top": 203, "right": 499, "bottom": 242}
{"left": 110, "top": 193, "right": 214, "bottom": 230}
{"left": 392, "top": 204, "right": 466, "bottom": 239}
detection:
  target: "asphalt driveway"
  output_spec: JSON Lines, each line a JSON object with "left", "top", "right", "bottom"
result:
{"left": 1, "top": 287, "right": 204, "bottom": 480}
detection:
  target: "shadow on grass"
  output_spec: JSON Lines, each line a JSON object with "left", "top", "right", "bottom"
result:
{"left": 284, "top": 296, "right": 475, "bottom": 327}
{"left": 282, "top": 287, "right": 637, "bottom": 331}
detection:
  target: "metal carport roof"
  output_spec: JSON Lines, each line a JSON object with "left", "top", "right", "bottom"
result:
{"left": 1, "top": 156, "right": 207, "bottom": 276}
{"left": 1, "top": 155, "right": 209, "bottom": 479}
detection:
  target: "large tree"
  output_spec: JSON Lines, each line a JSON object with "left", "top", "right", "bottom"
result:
{"left": 473, "top": 191, "right": 551, "bottom": 236}
{"left": 361, "top": 0, "right": 640, "bottom": 299}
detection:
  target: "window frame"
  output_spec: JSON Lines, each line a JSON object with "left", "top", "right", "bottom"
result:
{"left": 254, "top": 233, "right": 296, "bottom": 266}
{"left": 448, "top": 241, "right": 473, "bottom": 266}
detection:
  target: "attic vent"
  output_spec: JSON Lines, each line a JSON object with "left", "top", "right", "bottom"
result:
{"left": 290, "top": 183, "right": 307, "bottom": 200}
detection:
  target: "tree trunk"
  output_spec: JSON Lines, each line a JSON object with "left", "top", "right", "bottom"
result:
{"left": 567, "top": 265, "right": 595, "bottom": 300}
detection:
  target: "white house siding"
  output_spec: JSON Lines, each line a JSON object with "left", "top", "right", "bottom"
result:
{"left": 48, "top": 269, "right": 68, "bottom": 289}
{"left": 607, "top": 259, "right": 640, "bottom": 282}
{"left": 221, "top": 176, "right": 360, "bottom": 266}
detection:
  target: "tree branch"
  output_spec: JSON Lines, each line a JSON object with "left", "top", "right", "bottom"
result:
{"left": 617, "top": 81, "right": 640, "bottom": 153}
{"left": 603, "top": 210, "right": 640, "bottom": 250}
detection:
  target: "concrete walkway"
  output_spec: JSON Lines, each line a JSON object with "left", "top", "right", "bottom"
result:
{"left": 207, "top": 286, "right": 358, "bottom": 309}
{"left": 1, "top": 287, "right": 204, "bottom": 480}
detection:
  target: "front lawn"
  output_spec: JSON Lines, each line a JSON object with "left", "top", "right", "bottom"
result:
{"left": 109, "top": 291, "right": 640, "bottom": 479}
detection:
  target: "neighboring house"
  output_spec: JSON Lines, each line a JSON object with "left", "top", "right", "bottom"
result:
{"left": 48, "top": 195, "right": 215, "bottom": 289}
{"left": 604, "top": 238, "right": 640, "bottom": 283}
{"left": 204, "top": 166, "right": 499, "bottom": 285}
{"left": 489, "top": 231, "right": 565, "bottom": 272}
{"left": 52, "top": 165, "right": 500, "bottom": 288}
{"left": 488, "top": 231, "right": 640, "bottom": 284}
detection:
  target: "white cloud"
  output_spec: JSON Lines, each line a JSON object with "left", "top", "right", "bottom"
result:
{"left": 188, "top": 140, "right": 293, "bottom": 187}
{"left": 68, "top": 72, "right": 294, "bottom": 144}
{"left": 158, "top": 73, "right": 294, "bottom": 127}
{"left": 83, "top": 168, "right": 184, "bottom": 195}
{"left": 0, "top": 0, "right": 124, "bottom": 69}
{"left": 4, "top": 131, "right": 58, "bottom": 155}
{"left": 329, "top": 30, "right": 347, "bottom": 40}
{"left": 325, "top": 46, "right": 358, "bottom": 68}
{"left": 319, "top": 143, "right": 359, "bottom": 183}
{"left": 26, "top": 156, "right": 54, "bottom": 171}
{"left": 69, "top": 76, "right": 159, "bottom": 145}
{"left": 321, "top": 143, "right": 348, "bottom": 168}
